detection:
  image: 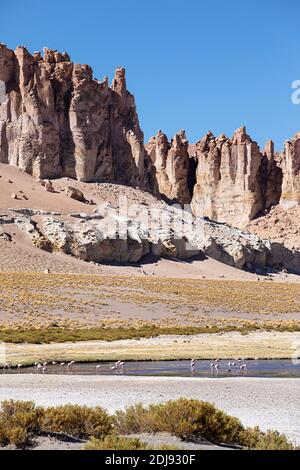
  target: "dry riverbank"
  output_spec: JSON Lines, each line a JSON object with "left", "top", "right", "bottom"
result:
{"left": 0, "top": 375, "right": 299, "bottom": 445}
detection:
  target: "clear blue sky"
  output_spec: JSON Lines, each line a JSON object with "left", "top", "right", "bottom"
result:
{"left": 2, "top": 0, "right": 300, "bottom": 150}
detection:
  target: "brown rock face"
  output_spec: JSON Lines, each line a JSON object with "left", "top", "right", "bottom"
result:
{"left": 1, "top": 43, "right": 300, "bottom": 230}
{"left": 190, "top": 127, "right": 264, "bottom": 227}
{"left": 0, "top": 44, "right": 154, "bottom": 189}
{"left": 259, "top": 140, "right": 282, "bottom": 211}
{"left": 146, "top": 130, "right": 191, "bottom": 204}
{"left": 280, "top": 133, "right": 300, "bottom": 208}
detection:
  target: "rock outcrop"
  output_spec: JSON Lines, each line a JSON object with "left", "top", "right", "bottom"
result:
{"left": 146, "top": 127, "right": 292, "bottom": 229}
{"left": 146, "top": 130, "right": 191, "bottom": 204}
{"left": 1, "top": 204, "right": 299, "bottom": 272}
{"left": 259, "top": 140, "right": 282, "bottom": 212}
{"left": 280, "top": 132, "right": 300, "bottom": 208}
{"left": 0, "top": 44, "right": 155, "bottom": 189}
{"left": 190, "top": 127, "right": 264, "bottom": 227}
{"left": 1, "top": 43, "right": 300, "bottom": 233}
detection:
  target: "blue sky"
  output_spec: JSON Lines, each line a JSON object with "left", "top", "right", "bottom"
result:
{"left": 1, "top": 0, "right": 300, "bottom": 150}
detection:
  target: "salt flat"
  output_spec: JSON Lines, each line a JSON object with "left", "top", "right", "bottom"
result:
{"left": 0, "top": 375, "right": 299, "bottom": 445}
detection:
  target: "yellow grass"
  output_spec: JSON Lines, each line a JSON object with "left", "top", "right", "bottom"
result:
{"left": 0, "top": 272, "right": 299, "bottom": 331}
{"left": 3, "top": 331, "right": 300, "bottom": 365}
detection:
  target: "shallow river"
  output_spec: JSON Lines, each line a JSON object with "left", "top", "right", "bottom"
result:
{"left": 3, "top": 359, "right": 300, "bottom": 378}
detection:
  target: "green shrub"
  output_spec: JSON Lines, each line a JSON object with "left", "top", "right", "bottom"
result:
{"left": 114, "top": 403, "right": 155, "bottom": 434}
{"left": 239, "top": 427, "right": 294, "bottom": 450}
{"left": 5, "top": 426, "right": 30, "bottom": 447}
{"left": 114, "top": 399, "right": 243, "bottom": 444}
{"left": 0, "top": 400, "right": 42, "bottom": 448}
{"left": 84, "top": 436, "right": 148, "bottom": 450}
{"left": 40, "top": 404, "right": 113, "bottom": 439}
{"left": 84, "top": 436, "right": 182, "bottom": 450}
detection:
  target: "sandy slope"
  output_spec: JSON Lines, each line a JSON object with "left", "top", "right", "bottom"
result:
{"left": 1, "top": 162, "right": 299, "bottom": 281}
{"left": 0, "top": 375, "right": 299, "bottom": 444}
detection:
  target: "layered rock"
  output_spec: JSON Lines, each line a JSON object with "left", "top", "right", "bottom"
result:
{"left": 280, "top": 133, "right": 300, "bottom": 208}
{"left": 259, "top": 140, "right": 282, "bottom": 212}
{"left": 146, "top": 130, "right": 191, "bottom": 204}
{"left": 0, "top": 44, "right": 155, "bottom": 189}
{"left": 190, "top": 127, "right": 265, "bottom": 227}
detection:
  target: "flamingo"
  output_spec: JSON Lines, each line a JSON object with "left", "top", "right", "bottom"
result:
{"left": 96, "top": 365, "right": 101, "bottom": 371}
{"left": 36, "top": 364, "right": 43, "bottom": 373}
{"left": 60, "top": 362, "right": 65, "bottom": 369}
{"left": 42, "top": 366, "right": 47, "bottom": 374}
{"left": 3, "top": 363, "right": 10, "bottom": 371}
{"left": 119, "top": 362, "right": 125, "bottom": 369}
{"left": 67, "top": 361, "right": 75, "bottom": 370}
{"left": 17, "top": 364, "right": 22, "bottom": 371}
{"left": 52, "top": 361, "right": 57, "bottom": 365}
{"left": 43, "top": 362, "right": 48, "bottom": 366}
{"left": 214, "top": 364, "right": 219, "bottom": 373}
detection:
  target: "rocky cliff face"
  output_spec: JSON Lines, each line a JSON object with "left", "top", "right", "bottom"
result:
{"left": 280, "top": 132, "right": 300, "bottom": 208}
{"left": 1, "top": 43, "right": 300, "bottom": 231}
{"left": 0, "top": 44, "right": 155, "bottom": 189}
{"left": 146, "top": 130, "right": 191, "bottom": 204}
{"left": 190, "top": 127, "right": 264, "bottom": 227}
{"left": 147, "top": 127, "right": 298, "bottom": 228}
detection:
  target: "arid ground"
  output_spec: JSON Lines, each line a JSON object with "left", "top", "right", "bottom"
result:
{"left": 0, "top": 375, "right": 299, "bottom": 445}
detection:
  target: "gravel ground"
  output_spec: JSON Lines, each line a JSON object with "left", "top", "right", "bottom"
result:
{"left": 0, "top": 375, "right": 299, "bottom": 445}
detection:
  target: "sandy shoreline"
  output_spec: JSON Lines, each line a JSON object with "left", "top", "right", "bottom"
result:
{"left": 0, "top": 375, "right": 299, "bottom": 445}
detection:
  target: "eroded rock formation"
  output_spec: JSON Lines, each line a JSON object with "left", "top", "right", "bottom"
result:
{"left": 190, "top": 127, "right": 264, "bottom": 227}
{"left": 2, "top": 204, "right": 299, "bottom": 272}
{"left": 146, "top": 130, "right": 191, "bottom": 204}
{"left": 0, "top": 44, "right": 155, "bottom": 189}
{"left": 146, "top": 127, "right": 296, "bottom": 229}
{"left": 280, "top": 133, "right": 300, "bottom": 208}
{"left": 0, "top": 43, "right": 300, "bottom": 234}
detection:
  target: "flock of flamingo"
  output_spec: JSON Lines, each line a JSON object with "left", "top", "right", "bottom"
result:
{"left": 1, "top": 359, "right": 248, "bottom": 375}
{"left": 190, "top": 358, "right": 248, "bottom": 374}
{"left": 1, "top": 360, "right": 126, "bottom": 374}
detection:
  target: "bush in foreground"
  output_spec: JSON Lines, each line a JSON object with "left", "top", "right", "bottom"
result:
{"left": 239, "top": 427, "right": 295, "bottom": 450}
{"left": 114, "top": 399, "right": 243, "bottom": 444}
{"left": 84, "top": 436, "right": 181, "bottom": 450}
{"left": 0, "top": 399, "right": 295, "bottom": 450}
{"left": 113, "top": 399, "right": 295, "bottom": 450}
{"left": 84, "top": 436, "right": 148, "bottom": 450}
{"left": 40, "top": 404, "right": 113, "bottom": 439}
{"left": 0, "top": 400, "right": 43, "bottom": 448}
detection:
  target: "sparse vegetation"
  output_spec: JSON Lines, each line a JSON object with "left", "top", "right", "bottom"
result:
{"left": 113, "top": 399, "right": 296, "bottom": 450}
{"left": 114, "top": 400, "right": 244, "bottom": 444}
{"left": 0, "top": 399, "right": 295, "bottom": 450}
{"left": 84, "top": 436, "right": 181, "bottom": 450}
{"left": 84, "top": 436, "right": 148, "bottom": 450}
{"left": 0, "top": 273, "right": 299, "bottom": 338}
{"left": 0, "top": 324, "right": 265, "bottom": 344}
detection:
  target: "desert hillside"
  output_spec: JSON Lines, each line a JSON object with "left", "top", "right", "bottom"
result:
{"left": 0, "top": 44, "right": 299, "bottom": 277}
